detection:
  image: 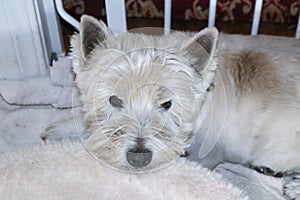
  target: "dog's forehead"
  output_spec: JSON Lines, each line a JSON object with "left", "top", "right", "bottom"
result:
{"left": 114, "top": 32, "right": 186, "bottom": 51}
{"left": 90, "top": 32, "right": 197, "bottom": 77}
{"left": 106, "top": 61, "right": 196, "bottom": 105}
{"left": 91, "top": 32, "right": 200, "bottom": 104}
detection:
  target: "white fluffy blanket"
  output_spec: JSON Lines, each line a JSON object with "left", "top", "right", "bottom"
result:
{"left": 0, "top": 142, "right": 248, "bottom": 200}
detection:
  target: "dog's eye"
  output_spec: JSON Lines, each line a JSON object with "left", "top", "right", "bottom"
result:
{"left": 161, "top": 101, "right": 172, "bottom": 110}
{"left": 109, "top": 95, "right": 123, "bottom": 108}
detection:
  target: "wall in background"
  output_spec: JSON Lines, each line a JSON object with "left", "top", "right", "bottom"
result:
{"left": 0, "top": 0, "right": 46, "bottom": 80}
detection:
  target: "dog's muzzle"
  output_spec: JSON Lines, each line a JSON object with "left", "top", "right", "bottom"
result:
{"left": 126, "top": 148, "right": 152, "bottom": 168}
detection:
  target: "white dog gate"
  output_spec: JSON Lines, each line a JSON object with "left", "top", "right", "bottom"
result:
{"left": 54, "top": 0, "right": 300, "bottom": 38}
{"left": 1, "top": 0, "right": 299, "bottom": 81}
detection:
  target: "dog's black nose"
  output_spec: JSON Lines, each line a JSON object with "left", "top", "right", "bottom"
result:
{"left": 126, "top": 148, "right": 152, "bottom": 168}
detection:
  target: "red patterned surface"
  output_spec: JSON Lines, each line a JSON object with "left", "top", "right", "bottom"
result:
{"left": 63, "top": 0, "right": 299, "bottom": 24}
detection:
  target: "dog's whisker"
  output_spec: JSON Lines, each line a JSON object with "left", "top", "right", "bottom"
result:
{"left": 149, "top": 127, "right": 174, "bottom": 140}
{"left": 154, "top": 136, "right": 172, "bottom": 144}
{"left": 109, "top": 125, "right": 127, "bottom": 137}
{"left": 150, "top": 138, "right": 179, "bottom": 153}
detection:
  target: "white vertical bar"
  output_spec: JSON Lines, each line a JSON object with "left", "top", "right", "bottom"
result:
{"left": 164, "top": 0, "right": 172, "bottom": 35}
{"left": 296, "top": 11, "right": 300, "bottom": 39}
{"left": 251, "top": 0, "right": 263, "bottom": 35}
{"left": 54, "top": 0, "right": 79, "bottom": 30}
{"left": 105, "top": 0, "right": 127, "bottom": 33}
{"left": 208, "top": 0, "right": 217, "bottom": 27}
{"left": 35, "top": 0, "right": 64, "bottom": 66}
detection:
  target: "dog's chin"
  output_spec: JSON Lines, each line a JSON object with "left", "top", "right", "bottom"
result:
{"left": 85, "top": 126, "right": 192, "bottom": 172}
{"left": 114, "top": 158, "right": 180, "bottom": 173}
{"left": 88, "top": 149, "right": 182, "bottom": 173}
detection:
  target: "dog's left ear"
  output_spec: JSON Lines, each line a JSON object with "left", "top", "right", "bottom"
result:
{"left": 182, "top": 27, "right": 218, "bottom": 75}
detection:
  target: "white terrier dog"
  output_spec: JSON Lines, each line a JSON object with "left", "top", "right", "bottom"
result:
{"left": 43, "top": 15, "right": 300, "bottom": 199}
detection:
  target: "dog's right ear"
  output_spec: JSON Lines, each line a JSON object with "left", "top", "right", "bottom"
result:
{"left": 79, "top": 15, "right": 113, "bottom": 60}
{"left": 71, "top": 15, "right": 113, "bottom": 69}
{"left": 71, "top": 15, "right": 113, "bottom": 73}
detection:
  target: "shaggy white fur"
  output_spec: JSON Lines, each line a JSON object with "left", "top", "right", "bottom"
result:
{"left": 0, "top": 141, "right": 248, "bottom": 200}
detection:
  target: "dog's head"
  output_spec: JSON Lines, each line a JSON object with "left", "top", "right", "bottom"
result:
{"left": 71, "top": 15, "right": 218, "bottom": 172}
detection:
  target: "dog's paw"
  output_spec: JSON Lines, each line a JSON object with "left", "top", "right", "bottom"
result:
{"left": 40, "top": 119, "right": 85, "bottom": 142}
{"left": 283, "top": 173, "right": 300, "bottom": 200}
